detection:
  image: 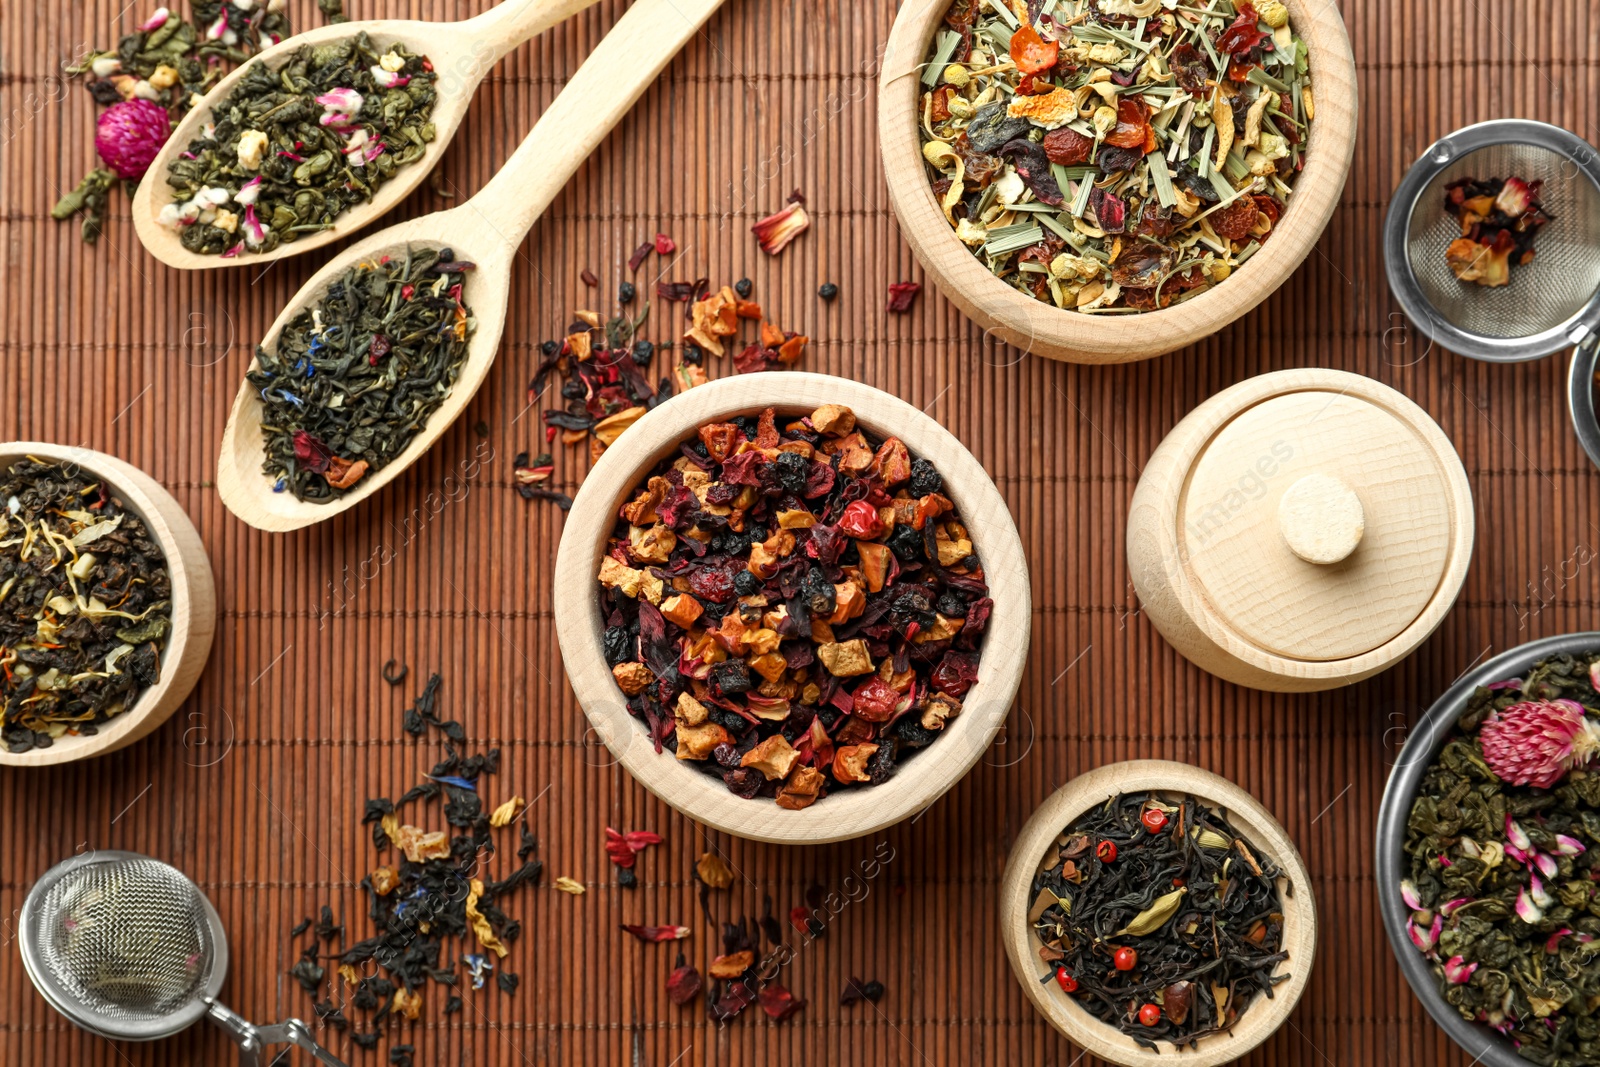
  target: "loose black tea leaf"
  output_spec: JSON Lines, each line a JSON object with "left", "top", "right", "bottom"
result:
{"left": 0, "top": 459, "right": 173, "bottom": 753}
{"left": 289, "top": 670, "right": 542, "bottom": 1063}
{"left": 1402, "top": 652, "right": 1600, "bottom": 1063}
{"left": 161, "top": 33, "right": 438, "bottom": 256}
{"left": 1031, "top": 793, "right": 1289, "bottom": 1050}
{"left": 250, "top": 247, "right": 474, "bottom": 502}
{"left": 381, "top": 659, "right": 409, "bottom": 685}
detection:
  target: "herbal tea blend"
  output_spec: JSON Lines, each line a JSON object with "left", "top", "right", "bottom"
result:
{"left": 52, "top": 0, "right": 344, "bottom": 243}
{"left": 919, "top": 0, "right": 1314, "bottom": 313}
{"left": 1443, "top": 176, "right": 1552, "bottom": 288}
{"left": 1030, "top": 792, "right": 1290, "bottom": 1049}
{"left": 0, "top": 459, "right": 172, "bottom": 754}
{"left": 596, "top": 404, "right": 992, "bottom": 809}
{"left": 516, "top": 245, "right": 809, "bottom": 507}
{"left": 1402, "top": 653, "right": 1600, "bottom": 1063}
{"left": 160, "top": 33, "right": 437, "bottom": 256}
{"left": 249, "top": 246, "right": 475, "bottom": 502}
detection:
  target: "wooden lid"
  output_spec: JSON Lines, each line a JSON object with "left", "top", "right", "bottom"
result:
{"left": 1129, "top": 370, "right": 1474, "bottom": 691}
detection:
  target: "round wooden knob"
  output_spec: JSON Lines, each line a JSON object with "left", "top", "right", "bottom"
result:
{"left": 1278, "top": 474, "right": 1365, "bottom": 564}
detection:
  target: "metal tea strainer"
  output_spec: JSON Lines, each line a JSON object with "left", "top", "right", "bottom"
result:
{"left": 1383, "top": 119, "right": 1600, "bottom": 468}
{"left": 18, "top": 851, "right": 345, "bottom": 1066}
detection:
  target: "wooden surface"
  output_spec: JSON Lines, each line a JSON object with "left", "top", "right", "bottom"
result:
{"left": 998, "top": 760, "right": 1317, "bottom": 1067}
{"left": 0, "top": 444, "right": 217, "bottom": 767}
{"left": 2, "top": 0, "right": 1597, "bottom": 1064}
{"left": 877, "top": 0, "right": 1359, "bottom": 364}
{"left": 1126, "top": 369, "right": 1475, "bottom": 689}
{"left": 551, "top": 372, "right": 1031, "bottom": 844}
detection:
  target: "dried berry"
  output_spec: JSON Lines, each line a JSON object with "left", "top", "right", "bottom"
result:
{"left": 734, "top": 570, "right": 761, "bottom": 597}
{"left": 603, "top": 626, "right": 634, "bottom": 667}
{"left": 799, "top": 567, "right": 837, "bottom": 616}
{"left": 904, "top": 458, "right": 940, "bottom": 498}
{"left": 818, "top": 282, "right": 839, "bottom": 301}
{"left": 773, "top": 450, "right": 809, "bottom": 493}
{"left": 619, "top": 281, "right": 637, "bottom": 304}
{"left": 735, "top": 277, "right": 753, "bottom": 298}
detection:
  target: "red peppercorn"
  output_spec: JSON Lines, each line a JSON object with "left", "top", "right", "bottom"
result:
{"left": 1113, "top": 947, "right": 1138, "bottom": 971}
{"left": 1141, "top": 807, "right": 1168, "bottom": 833}
{"left": 838, "top": 499, "right": 885, "bottom": 539}
{"left": 1097, "top": 839, "right": 1118, "bottom": 863}
{"left": 1138, "top": 1002, "right": 1160, "bottom": 1026}
{"left": 1054, "top": 967, "right": 1078, "bottom": 993}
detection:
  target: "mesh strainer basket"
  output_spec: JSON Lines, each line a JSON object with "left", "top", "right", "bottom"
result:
{"left": 19, "top": 851, "right": 344, "bottom": 1065}
{"left": 1383, "top": 119, "right": 1600, "bottom": 468}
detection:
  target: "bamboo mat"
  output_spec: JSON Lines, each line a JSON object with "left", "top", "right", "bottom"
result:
{"left": 2, "top": 0, "right": 1596, "bottom": 1063}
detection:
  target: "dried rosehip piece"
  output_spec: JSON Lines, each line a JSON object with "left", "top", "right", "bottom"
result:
{"left": 595, "top": 403, "right": 991, "bottom": 807}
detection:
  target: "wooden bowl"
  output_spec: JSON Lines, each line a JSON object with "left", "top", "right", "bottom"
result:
{"left": 877, "top": 0, "right": 1358, "bottom": 364}
{"left": 0, "top": 444, "right": 217, "bottom": 767}
{"left": 1000, "top": 760, "right": 1317, "bottom": 1066}
{"left": 1127, "top": 368, "right": 1474, "bottom": 692}
{"left": 551, "top": 372, "right": 1031, "bottom": 843}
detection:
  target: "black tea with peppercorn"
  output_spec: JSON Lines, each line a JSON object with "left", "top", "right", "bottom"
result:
{"left": 1030, "top": 792, "right": 1290, "bottom": 1051}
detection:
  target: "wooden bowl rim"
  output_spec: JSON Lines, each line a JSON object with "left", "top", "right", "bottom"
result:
{"left": 877, "top": 0, "right": 1359, "bottom": 364}
{"left": 551, "top": 372, "right": 1032, "bottom": 844}
{"left": 0, "top": 444, "right": 217, "bottom": 766}
{"left": 999, "top": 759, "right": 1318, "bottom": 1066}
{"left": 1130, "top": 368, "right": 1474, "bottom": 686}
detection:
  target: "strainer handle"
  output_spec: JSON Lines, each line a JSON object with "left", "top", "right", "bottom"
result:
{"left": 1566, "top": 337, "right": 1600, "bottom": 473}
{"left": 206, "top": 999, "right": 347, "bottom": 1067}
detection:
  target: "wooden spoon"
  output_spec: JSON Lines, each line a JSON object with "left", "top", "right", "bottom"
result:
{"left": 217, "top": 0, "right": 728, "bottom": 533}
{"left": 131, "top": 0, "right": 603, "bottom": 271}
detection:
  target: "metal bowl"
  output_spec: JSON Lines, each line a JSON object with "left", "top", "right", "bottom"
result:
{"left": 1375, "top": 632, "right": 1600, "bottom": 1066}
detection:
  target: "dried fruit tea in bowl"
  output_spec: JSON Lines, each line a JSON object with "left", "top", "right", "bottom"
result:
{"left": 919, "top": 0, "right": 1314, "bottom": 313}
{"left": 1442, "top": 176, "right": 1552, "bottom": 288}
{"left": 248, "top": 246, "right": 474, "bottom": 501}
{"left": 0, "top": 459, "right": 172, "bottom": 754}
{"left": 160, "top": 33, "right": 437, "bottom": 256}
{"left": 594, "top": 404, "right": 993, "bottom": 809}
{"left": 1402, "top": 653, "right": 1600, "bottom": 1062}
{"left": 1030, "top": 792, "right": 1290, "bottom": 1050}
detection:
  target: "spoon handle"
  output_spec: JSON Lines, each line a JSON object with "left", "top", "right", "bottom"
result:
{"left": 467, "top": 0, "right": 729, "bottom": 246}
{"left": 464, "top": 0, "right": 606, "bottom": 65}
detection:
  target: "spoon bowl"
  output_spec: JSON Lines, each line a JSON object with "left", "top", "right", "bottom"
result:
{"left": 132, "top": 0, "right": 600, "bottom": 271}
{"left": 218, "top": 0, "right": 730, "bottom": 531}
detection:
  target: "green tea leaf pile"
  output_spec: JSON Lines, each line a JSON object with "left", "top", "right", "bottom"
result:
{"left": 161, "top": 32, "right": 437, "bottom": 256}
{"left": 0, "top": 459, "right": 172, "bottom": 754}
{"left": 1402, "top": 653, "right": 1600, "bottom": 1064}
{"left": 249, "top": 246, "right": 475, "bottom": 502}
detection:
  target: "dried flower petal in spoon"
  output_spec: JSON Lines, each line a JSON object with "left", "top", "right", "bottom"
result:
{"left": 160, "top": 33, "right": 437, "bottom": 255}
{"left": 248, "top": 246, "right": 474, "bottom": 501}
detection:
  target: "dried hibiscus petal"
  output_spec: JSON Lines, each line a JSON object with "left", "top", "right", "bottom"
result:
{"left": 293, "top": 430, "right": 332, "bottom": 473}
{"left": 998, "top": 139, "right": 1064, "bottom": 206}
{"left": 666, "top": 954, "right": 702, "bottom": 1005}
{"left": 758, "top": 982, "right": 805, "bottom": 1021}
{"left": 886, "top": 282, "right": 921, "bottom": 314}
